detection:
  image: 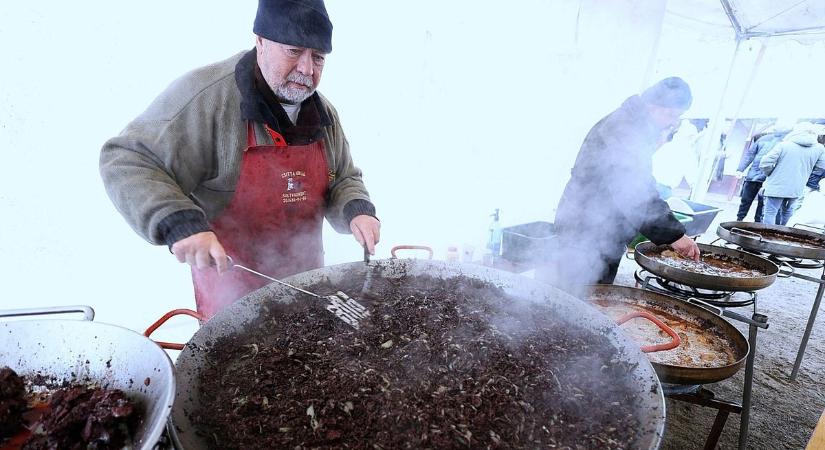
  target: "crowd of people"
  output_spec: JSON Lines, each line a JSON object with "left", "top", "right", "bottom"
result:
{"left": 735, "top": 122, "right": 825, "bottom": 226}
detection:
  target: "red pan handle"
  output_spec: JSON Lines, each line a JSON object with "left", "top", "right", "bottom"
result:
{"left": 616, "top": 311, "right": 681, "bottom": 353}
{"left": 144, "top": 309, "right": 205, "bottom": 350}
{"left": 391, "top": 245, "right": 434, "bottom": 260}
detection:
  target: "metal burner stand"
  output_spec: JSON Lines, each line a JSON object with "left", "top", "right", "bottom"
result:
{"left": 712, "top": 230, "right": 825, "bottom": 382}
{"left": 635, "top": 271, "right": 769, "bottom": 450}
{"left": 633, "top": 269, "right": 758, "bottom": 308}
{"left": 765, "top": 253, "right": 825, "bottom": 381}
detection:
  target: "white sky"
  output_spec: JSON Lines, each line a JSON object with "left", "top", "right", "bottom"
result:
{"left": 1, "top": 1, "right": 823, "bottom": 348}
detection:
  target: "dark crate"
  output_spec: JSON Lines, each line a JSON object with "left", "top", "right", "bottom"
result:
{"left": 500, "top": 221, "right": 556, "bottom": 265}
{"left": 669, "top": 199, "right": 722, "bottom": 237}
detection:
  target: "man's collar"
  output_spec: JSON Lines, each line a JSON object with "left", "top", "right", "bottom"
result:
{"left": 235, "top": 49, "right": 331, "bottom": 144}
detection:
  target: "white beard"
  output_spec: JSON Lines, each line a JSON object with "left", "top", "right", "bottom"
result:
{"left": 276, "top": 84, "right": 313, "bottom": 103}
{"left": 275, "top": 72, "right": 315, "bottom": 104}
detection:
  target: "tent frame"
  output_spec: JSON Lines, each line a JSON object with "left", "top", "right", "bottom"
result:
{"left": 720, "top": 0, "right": 825, "bottom": 39}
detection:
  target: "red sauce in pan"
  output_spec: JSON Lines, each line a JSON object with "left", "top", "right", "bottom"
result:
{"left": 0, "top": 403, "right": 48, "bottom": 450}
{"left": 590, "top": 294, "right": 740, "bottom": 369}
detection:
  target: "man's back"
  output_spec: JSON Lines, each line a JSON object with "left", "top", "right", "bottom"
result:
{"left": 738, "top": 133, "right": 782, "bottom": 182}
{"left": 761, "top": 131, "right": 825, "bottom": 198}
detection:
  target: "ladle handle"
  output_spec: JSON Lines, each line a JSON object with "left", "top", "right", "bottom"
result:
{"left": 226, "top": 256, "right": 323, "bottom": 299}
{"left": 0, "top": 305, "right": 95, "bottom": 321}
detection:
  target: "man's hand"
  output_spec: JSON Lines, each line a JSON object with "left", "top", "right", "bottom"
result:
{"left": 734, "top": 170, "right": 745, "bottom": 179}
{"left": 671, "top": 234, "right": 701, "bottom": 262}
{"left": 350, "top": 215, "right": 381, "bottom": 255}
{"left": 171, "top": 231, "right": 229, "bottom": 273}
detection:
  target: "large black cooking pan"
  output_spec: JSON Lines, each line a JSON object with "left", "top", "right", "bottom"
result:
{"left": 584, "top": 285, "right": 749, "bottom": 385}
{"left": 717, "top": 221, "right": 825, "bottom": 261}
{"left": 634, "top": 241, "right": 779, "bottom": 292}
{"left": 155, "top": 257, "right": 666, "bottom": 450}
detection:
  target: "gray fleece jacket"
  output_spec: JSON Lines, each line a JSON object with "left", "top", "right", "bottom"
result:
{"left": 100, "top": 50, "right": 373, "bottom": 246}
{"left": 760, "top": 129, "right": 825, "bottom": 198}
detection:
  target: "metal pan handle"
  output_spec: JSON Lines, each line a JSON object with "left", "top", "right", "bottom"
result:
{"left": 730, "top": 227, "right": 763, "bottom": 241}
{"left": 688, "top": 297, "right": 769, "bottom": 329}
{"left": 686, "top": 297, "right": 723, "bottom": 316}
{"left": 777, "top": 259, "right": 796, "bottom": 278}
{"left": 0, "top": 305, "right": 94, "bottom": 321}
{"left": 144, "top": 308, "right": 205, "bottom": 351}
{"left": 793, "top": 223, "right": 825, "bottom": 233}
{"left": 391, "top": 245, "right": 434, "bottom": 260}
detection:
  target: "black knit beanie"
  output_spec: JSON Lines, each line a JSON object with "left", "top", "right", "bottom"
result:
{"left": 641, "top": 77, "right": 692, "bottom": 110}
{"left": 254, "top": 0, "right": 332, "bottom": 53}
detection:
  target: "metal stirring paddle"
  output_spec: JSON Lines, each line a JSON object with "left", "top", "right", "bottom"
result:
{"left": 225, "top": 256, "right": 370, "bottom": 329}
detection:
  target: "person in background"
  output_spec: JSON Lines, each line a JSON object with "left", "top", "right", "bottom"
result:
{"left": 733, "top": 123, "right": 790, "bottom": 222}
{"left": 99, "top": 0, "right": 380, "bottom": 320}
{"left": 806, "top": 166, "right": 825, "bottom": 193}
{"left": 759, "top": 122, "right": 825, "bottom": 226}
{"left": 538, "top": 77, "right": 701, "bottom": 289}
{"left": 791, "top": 155, "right": 825, "bottom": 216}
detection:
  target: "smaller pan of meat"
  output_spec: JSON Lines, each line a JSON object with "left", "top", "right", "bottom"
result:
{"left": 585, "top": 285, "right": 749, "bottom": 385}
{"left": 717, "top": 221, "right": 825, "bottom": 260}
{"left": 634, "top": 242, "right": 779, "bottom": 291}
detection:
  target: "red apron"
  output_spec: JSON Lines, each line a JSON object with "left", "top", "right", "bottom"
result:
{"left": 191, "top": 122, "right": 328, "bottom": 320}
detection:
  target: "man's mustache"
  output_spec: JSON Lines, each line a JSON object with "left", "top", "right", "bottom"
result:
{"left": 287, "top": 72, "right": 313, "bottom": 88}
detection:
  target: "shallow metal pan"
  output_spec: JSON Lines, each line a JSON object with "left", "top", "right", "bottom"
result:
{"left": 717, "top": 221, "right": 825, "bottom": 261}
{"left": 584, "top": 285, "right": 749, "bottom": 385}
{"left": 0, "top": 306, "right": 175, "bottom": 450}
{"left": 634, "top": 242, "right": 779, "bottom": 292}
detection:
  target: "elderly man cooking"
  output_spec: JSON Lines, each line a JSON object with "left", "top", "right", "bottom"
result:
{"left": 100, "top": 0, "right": 380, "bottom": 320}
{"left": 538, "top": 77, "right": 701, "bottom": 290}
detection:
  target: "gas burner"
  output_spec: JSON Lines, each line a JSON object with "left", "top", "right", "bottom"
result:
{"left": 634, "top": 269, "right": 757, "bottom": 308}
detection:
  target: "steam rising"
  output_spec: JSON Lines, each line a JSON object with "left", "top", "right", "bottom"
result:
{"left": 536, "top": 95, "right": 674, "bottom": 296}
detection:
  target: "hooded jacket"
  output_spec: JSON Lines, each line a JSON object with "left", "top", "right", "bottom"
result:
{"left": 760, "top": 126, "right": 825, "bottom": 198}
{"left": 736, "top": 133, "right": 784, "bottom": 182}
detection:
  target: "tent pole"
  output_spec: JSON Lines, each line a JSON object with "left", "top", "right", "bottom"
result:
{"left": 720, "top": 0, "right": 745, "bottom": 38}
{"left": 691, "top": 39, "right": 767, "bottom": 202}
{"left": 727, "top": 41, "right": 767, "bottom": 127}
{"left": 690, "top": 38, "right": 741, "bottom": 201}
{"left": 723, "top": 41, "right": 767, "bottom": 202}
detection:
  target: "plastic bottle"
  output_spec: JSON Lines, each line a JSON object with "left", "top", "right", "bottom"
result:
{"left": 487, "top": 208, "right": 502, "bottom": 256}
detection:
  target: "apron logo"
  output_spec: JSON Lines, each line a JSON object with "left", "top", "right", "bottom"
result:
{"left": 282, "top": 170, "right": 307, "bottom": 203}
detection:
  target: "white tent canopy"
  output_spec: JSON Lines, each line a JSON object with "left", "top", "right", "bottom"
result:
{"left": 0, "top": 0, "right": 823, "bottom": 344}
